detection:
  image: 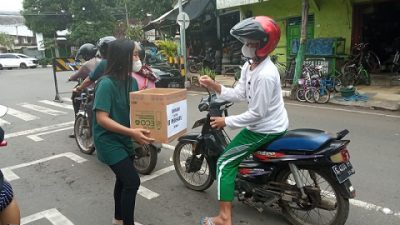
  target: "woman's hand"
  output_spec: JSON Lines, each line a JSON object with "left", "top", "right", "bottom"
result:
{"left": 128, "top": 128, "right": 155, "bottom": 145}
{"left": 210, "top": 117, "right": 226, "bottom": 129}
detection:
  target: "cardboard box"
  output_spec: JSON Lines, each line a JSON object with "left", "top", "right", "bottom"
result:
{"left": 130, "top": 88, "right": 187, "bottom": 143}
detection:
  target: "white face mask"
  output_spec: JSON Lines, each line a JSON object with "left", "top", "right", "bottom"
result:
{"left": 241, "top": 45, "right": 257, "bottom": 59}
{"left": 132, "top": 59, "right": 142, "bottom": 72}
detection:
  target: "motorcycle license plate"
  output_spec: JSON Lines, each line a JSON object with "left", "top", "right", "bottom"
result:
{"left": 332, "top": 161, "right": 355, "bottom": 183}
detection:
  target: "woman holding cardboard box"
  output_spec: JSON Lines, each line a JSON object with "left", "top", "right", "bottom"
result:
{"left": 92, "top": 39, "right": 155, "bottom": 225}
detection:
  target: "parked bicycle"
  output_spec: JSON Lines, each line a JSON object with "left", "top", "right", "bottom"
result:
{"left": 347, "top": 43, "right": 381, "bottom": 74}
{"left": 271, "top": 54, "right": 295, "bottom": 87}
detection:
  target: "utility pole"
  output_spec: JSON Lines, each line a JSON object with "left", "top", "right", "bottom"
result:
{"left": 124, "top": 0, "right": 130, "bottom": 29}
{"left": 178, "top": 0, "right": 187, "bottom": 76}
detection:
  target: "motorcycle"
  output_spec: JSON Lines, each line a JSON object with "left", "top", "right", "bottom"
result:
{"left": 188, "top": 48, "right": 216, "bottom": 73}
{"left": 173, "top": 90, "right": 356, "bottom": 225}
{"left": 72, "top": 82, "right": 160, "bottom": 175}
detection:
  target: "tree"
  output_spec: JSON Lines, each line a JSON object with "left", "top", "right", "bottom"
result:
{"left": 22, "top": 0, "right": 72, "bottom": 37}
{"left": 0, "top": 32, "right": 14, "bottom": 50}
{"left": 123, "top": 0, "right": 175, "bottom": 21}
{"left": 68, "top": 0, "right": 117, "bottom": 44}
{"left": 292, "top": 0, "right": 309, "bottom": 95}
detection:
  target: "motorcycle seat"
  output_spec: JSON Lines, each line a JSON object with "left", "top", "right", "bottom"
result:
{"left": 261, "top": 129, "right": 334, "bottom": 152}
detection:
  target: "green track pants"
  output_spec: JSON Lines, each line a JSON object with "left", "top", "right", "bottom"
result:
{"left": 216, "top": 128, "right": 286, "bottom": 201}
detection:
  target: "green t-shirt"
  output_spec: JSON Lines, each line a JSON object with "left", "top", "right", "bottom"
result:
{"left": 92, "top": 75, "right": 138, "bottom": 165}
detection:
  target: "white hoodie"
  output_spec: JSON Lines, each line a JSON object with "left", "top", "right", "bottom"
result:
{"left": 218, "top": 56, "right": 289, "bottom": 134}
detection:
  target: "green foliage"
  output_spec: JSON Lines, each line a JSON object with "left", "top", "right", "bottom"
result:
{"left": 122, "top": 0, "right": 175, "bottom": 21}
{"left": 199, "top": 67, "right": 216, "bottom": 80}
{"left": 0, "top": 32, "right": 14, "bottom": 50}
{"left": 126, "top": 25, "right": 144, "bottom": 41}
{"left": 22, "top": 0, "right": 72, "bottom": 37}
{"left": 155, "top": 40, "right": 177, "bottom": 58}
{"left": 38, "top": 58, "right": 52, "bottom": 66}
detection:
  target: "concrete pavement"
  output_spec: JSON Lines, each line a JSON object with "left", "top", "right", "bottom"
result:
{"left": 209, "top": 74, "right": 400, "bottom": 111}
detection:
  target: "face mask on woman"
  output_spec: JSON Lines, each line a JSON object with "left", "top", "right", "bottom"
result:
{"left": 132, "top": 59, "right": 142, "bottom": 72}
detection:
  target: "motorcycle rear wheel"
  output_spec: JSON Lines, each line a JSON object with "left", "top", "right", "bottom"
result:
{"left": 133, "top": 144, "right": 158, "bottom": 175}
{"left": 278, "top": 168, "right": 349, "bottom": 225}
{"left": 74, "top": 114, "right": 95, "bottom": 155}
{"left": 173, "top": 142, "right": 213, "bottom": 191}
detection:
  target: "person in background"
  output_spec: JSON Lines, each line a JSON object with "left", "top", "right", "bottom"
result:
{"left": 92, "top": 39, "right": 155, "bottom": 225}
{"left": 131, "top": 44, "right": 159, "bottom": 90}
{"left": 198, "top": 16, "right": 289, "bottom": 225}
{"left": 68, "top": 43, "right": 99, "bottom": 138}
{"left": 74, "top": 36, "right": 116, "bottom": 93}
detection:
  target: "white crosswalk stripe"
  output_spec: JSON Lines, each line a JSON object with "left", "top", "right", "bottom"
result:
{"left": 0, "top": 118, "right": 10, "bottom": 126}
{"left": 19, "top": 103, "right": 67, "bottom": 116}
{"left": 7, "top": 108, "right": 39, "bottom": 121}
{"left": 61, "top": 97, "right": 72, "bottom": 102}
{"left": 39, "top": 100, "right": 73, "bottom": 110}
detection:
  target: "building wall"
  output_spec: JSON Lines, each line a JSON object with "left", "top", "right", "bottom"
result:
{"left": 240, "top": 0, "right": 353, "bottom": 57}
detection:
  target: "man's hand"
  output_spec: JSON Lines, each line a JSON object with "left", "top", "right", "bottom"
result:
{"left": 210, "top": 117, "right": 226, "bottom": 129}
{"left": 199, "top": 75, "right": 222, "bottom": 94}
{"left": 73, "top": 86, "right": 82, "bottom": 93}
{"left": 129, "top": 128, "right": 155, "bottom": 145}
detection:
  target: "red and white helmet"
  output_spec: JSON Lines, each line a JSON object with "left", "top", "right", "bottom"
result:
{"left": 230, "top": 16, "right": 281, "bottom": 58}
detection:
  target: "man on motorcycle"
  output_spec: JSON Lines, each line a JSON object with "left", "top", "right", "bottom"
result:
{"left": 74, "top": 36, "right": 116, "bottom": 92}
{"left": 68, "top": 43, "right": 99, "bottom": 138}
{"left": 199, "top": 16, "right": 289, "bottom": 225}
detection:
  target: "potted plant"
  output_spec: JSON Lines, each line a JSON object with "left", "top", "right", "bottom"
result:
{"left": 199, "top": 67, "right": 216, "bottom": 81}
{"left": 155, "top": 40, "right": 177, "bottom": 64}
{"left": 38, "top": 58, "right": 51, "bottom": 68}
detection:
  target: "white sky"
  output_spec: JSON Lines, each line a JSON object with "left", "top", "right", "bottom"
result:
{"left": 0, "top": 0, "right": 23, "bottom": 12}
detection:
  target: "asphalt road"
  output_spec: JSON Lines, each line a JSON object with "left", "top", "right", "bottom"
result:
{"left": 0, "top": 68, "right": 399, "bottom": 225}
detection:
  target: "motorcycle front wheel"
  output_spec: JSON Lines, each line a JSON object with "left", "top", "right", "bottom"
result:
{"left": 173, "top": 142, "right": 213, "bottom": 191}
{"left": 133, "top": 144, "right": 158, "bottom": 175}
{"left": 74, "top": 114, "right": 95, "bottom": 155}
{"left": 278, "top": 168, "right": 349, "bottom": 225}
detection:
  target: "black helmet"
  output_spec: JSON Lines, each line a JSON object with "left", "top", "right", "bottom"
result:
{"left": 97, "top": 36, "right": 116, "bottom": 58}
{"left": 75, "top": 43, "right": 96, "bottom": 61}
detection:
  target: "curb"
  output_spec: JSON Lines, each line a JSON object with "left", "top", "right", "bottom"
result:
{"left": 280, "top": 89, "right": 400, "bottom": 111}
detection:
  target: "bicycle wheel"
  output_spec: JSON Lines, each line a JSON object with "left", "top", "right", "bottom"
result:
{"left": 333, "top": 77, "right": 343, "bottom": 92}
{"left": 341, "top": 64, "right": 356, "bottom": 86}
{"left": 365, "top": 51, "right": 381, "bottom": 73}
{"left": 296, "top": 88, "right": 306, "bottom": 102}
{"left": 357, "top": 69, "right": 371, "bottom": 85}
{"left": 316, "top": 87, "right": 330, "bottom": 104}
{"left": 276, "top": 63, "right": 287, "bottom": 85}
{"left": 305, "top": 88, "right": 316, "bottom": 103}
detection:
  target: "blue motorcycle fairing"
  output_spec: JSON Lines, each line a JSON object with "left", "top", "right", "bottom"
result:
{"left": 264, "top": 129, "right": 334, "bottom": 152}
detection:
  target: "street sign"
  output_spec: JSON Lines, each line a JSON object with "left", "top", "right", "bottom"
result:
{"left": 177, "top": 12, "right": 190, "bottom": 29}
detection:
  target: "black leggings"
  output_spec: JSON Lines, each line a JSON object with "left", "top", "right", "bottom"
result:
{"left": 109, "top": 157, "right": 140, "bottom": 225}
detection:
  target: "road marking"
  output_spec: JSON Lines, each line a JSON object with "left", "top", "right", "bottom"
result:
{"left": 138, "top": 186, "right": 159, "bottom": 199}
{"left": 0, "top": 118, "right": 10, "bottom": 126}
{"left": 20, "top": 103, "right": 67, "bottom": 116}
{"left": 61, "top": 97, "right": 72, "bottom": 102}
{"left": 7, "top": 108, "right": 39, "bottom": 121}
{"left": 137, "top": 165, "right": 175, "bottom": 200}
{"left": 5, "top": 121, "right": 74, "bottom": 139}
{"left": 350, "top": 199, "right": 400, "bottom": 219}
{"left": 39, "top": 100, "right": 73, "bottom": 110}
{"left": 27, "top": 126, "right": 73, "bottom": 141}
{"left": 286, "top": 102, "right": 400, "bottom": 119}
{"left": 21, "top": 208, "right": 74, "bottom": 225}
{"left": 1, "top": 152, "right": 87, "bottom": 181}
{"left": 141, "top": 165, "right": 175, "bottom": 183}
